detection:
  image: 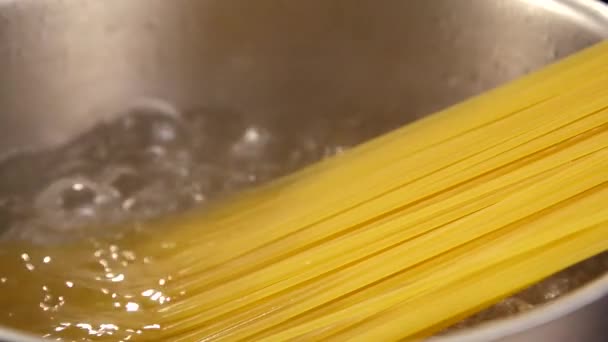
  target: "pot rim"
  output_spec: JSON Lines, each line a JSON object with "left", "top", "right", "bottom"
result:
{"left": 0, "top": 0, "right": 607, "bottom": 341}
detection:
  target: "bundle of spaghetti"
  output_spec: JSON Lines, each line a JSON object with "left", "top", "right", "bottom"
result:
{"left": 1, "top": 42, "right": 608, "bottom": 341}
{"left": 145, "top": 41, "right": 608, "bottom": 340}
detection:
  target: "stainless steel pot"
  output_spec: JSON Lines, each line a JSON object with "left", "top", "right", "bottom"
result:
{"left": 0, "top": 0, "right": 606, "bottom": 341}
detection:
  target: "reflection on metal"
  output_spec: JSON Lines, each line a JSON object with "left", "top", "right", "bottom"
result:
{"left": 0, "top": 0, "right": 606, "bottom": 341}
{"left": 522, "top": 0, "right": 608, "bottom": 33}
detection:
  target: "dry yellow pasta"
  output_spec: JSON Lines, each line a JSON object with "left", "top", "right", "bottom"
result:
{"left": 0, "top": 41, "right": 607, "bottom": 342}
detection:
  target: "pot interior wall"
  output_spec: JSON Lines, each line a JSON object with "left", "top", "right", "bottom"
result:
{"left": 0, "top": 0, "right": 606, "bottom": 153}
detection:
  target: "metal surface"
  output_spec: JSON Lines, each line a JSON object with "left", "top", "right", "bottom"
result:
{"left": 0, "top": 0, "right": 606, "bottom": 341}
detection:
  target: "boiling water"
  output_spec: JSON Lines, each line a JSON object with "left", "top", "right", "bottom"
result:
{"left": 0, "top": 102, "right": 374, "bottom": 245}
{"left": 0, "top": 102, "right": 384, "bottom": 340}
{"left": 0, "top": 102, "right": 606, "bottom": 340}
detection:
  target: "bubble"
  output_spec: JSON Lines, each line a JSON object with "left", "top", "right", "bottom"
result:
{"left": 541, "top": 278, "right": 571, "bottom": 300}
{"left": 495, "top": 297, "right": 534, "bottom": 314}
{"left": 34, "top": 177, "right": 120, "bottom": 215}
{"left": 123, "top": 179, "right": 194, "bottom": 221}
{"left": 99, "top": 166, "right": 143, "bottom": 198}
{"left": 125, "top": 302, "right": 139, "bottom": 312}
{"left": 323, "top": 145, "right": 349, "bottom": 158}
{"left": 1, "top": 176, "right": 125, "bottom": 244}
{"left": 230, "top": 126, "right": 272, "bottom": 160}
{"left": 112, "top": 107, "right": 186, "bottom": 151}
{"left": 124, "top": 98, "right": 181, "bottom": 119}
